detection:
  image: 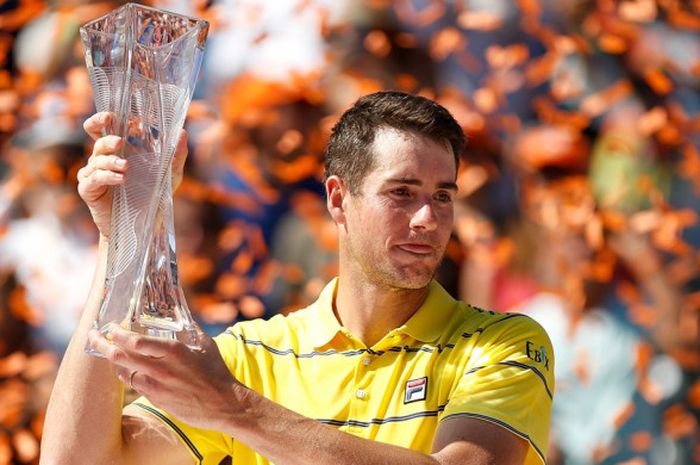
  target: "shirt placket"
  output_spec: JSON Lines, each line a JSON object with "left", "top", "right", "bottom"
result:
{"left": 347, "top": 331, "right": 407, "bottom": 435}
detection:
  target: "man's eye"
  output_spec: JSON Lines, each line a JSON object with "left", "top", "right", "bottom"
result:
{"left": 435, "top": 192, "right": 453, "bottom": 203}
{"left": 392, "top": 188, "right": 410, "bottom": 197}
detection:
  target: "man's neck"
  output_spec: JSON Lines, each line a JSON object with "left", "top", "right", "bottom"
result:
{"left": 333, "top": 270, "right": 429, "bottom": 348}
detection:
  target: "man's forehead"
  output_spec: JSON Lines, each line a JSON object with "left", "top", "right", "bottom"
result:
{"left": 363, "top": 128, "right": 457, "bottom": 185}
{"left": 371, "top": 127, "right": 454, "bottom": 160}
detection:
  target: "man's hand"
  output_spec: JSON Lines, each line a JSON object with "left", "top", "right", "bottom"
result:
{"left": 77, "top": 112, "right": 189, "bottom": 239}
{"left": 87, "top": 325, "right": 243, "bottom": 433}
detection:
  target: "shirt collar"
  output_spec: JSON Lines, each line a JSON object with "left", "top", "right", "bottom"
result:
{"left": 310, "top": 278, "right": 457, "bottom": 348}
{"left": 397, "top": 280, "right": 457, "bottom": 343}
{"left": 310, "top": 278, "right": 344, "bottom": 349}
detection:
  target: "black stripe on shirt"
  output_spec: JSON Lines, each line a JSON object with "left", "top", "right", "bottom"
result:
{"left": 223, "top": 313, "right": 527, "bottom": 360}
{"left": 317, "top": 404, "right": 447, "bottom": 427}
{"left": 223, "top": 326, "right": 482, "bottom": 359}
{"left": 439, "top": 412, "right": 546, "bottom": 464}
{"left": 493, "top": 313, "right": 529, "bottom": 324}
{"left": 134, "top": 402, "right": 204, "bottom": 464}
{"left": 461, "top": 327, "right": 485, "bottom": 339}
{"left": 222, "top": 313, "right": 528, "bottom": 361}
{"left": 464, "top": 361, "right": 553, "bottom": 399}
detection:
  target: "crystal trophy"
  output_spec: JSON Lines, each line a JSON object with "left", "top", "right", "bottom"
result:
{"left": 80, "top": 3, "right": 209, "bottom": 353}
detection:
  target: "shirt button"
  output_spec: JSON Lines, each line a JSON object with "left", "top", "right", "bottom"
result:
{"left": 355, "top": 389, "right": 367, "bottom": 399}
{"left": 362, "top": 357, "right": 371, "bottom": 366}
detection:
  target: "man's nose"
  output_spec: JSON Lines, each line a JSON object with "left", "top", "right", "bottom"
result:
{"left": 409, "top": 201, "right": 438, "bottom": 231}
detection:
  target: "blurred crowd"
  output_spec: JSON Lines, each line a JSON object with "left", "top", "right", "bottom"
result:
{"left": 0, "top": 0, "right": 699, "bottom": 464}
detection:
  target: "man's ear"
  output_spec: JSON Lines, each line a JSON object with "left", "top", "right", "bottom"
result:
{"left": 325, "top": 175, "right": 347, "bottom": 225}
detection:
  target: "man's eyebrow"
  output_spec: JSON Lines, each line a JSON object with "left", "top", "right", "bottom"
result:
{"left": 386, "top": 178, "right": 459, "bottom": 191}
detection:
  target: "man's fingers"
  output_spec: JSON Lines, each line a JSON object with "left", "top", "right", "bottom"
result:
{"left": 171, "top": 129, "right": 188, "bottom": 189}
{"left": 173, "top": 129, "right": 188, "bottom": 168}
{"left": 88, "top": 327, "right": 172, "bottom": 375}
{"left": 77, "top": 140, "right": 127, "bottom": 198}
{"left": 197, "top": 328, "right": 220, "bottom": 355}
{"left": 115, "top": 366, "right": 152, "bottom": 392}
{"left": 88, "top": 329, "right": 132, "bottom": 366}
{"left": 77, "top": 169, "right": 124, "bottom": 199}
{"left": 83, "top": 112, "right": 115, "bottom": 140}
{"left": 106, "top": 324, "right": 180, "bottom": 359}
{"left": 78, "top": 155, "right": 127, "bottom": 180}
{"left": 115, "top": 366, "right": 131, "bottom": 386}
{"left": 88, "top": 332, "right": 161, "bottom": 394}
{"left": 92, "top": 135, "right": 123, "bottom": 156}
{"left": 89, "top": 154, "right": 127, "bottom": 175}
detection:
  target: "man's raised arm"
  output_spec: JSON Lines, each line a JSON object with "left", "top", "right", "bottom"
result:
{"left": 40, "top": 112, "right": 192, "bottom": 465}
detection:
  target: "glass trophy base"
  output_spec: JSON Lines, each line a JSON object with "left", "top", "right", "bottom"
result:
{"left": 84, "top": 319, "right": 201, "bottom": 358}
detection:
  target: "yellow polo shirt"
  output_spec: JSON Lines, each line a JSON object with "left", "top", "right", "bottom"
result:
{"left": 134, "top": 278, "right": 554, "bottom": 465}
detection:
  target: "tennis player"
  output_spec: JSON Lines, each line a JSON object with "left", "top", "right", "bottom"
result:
{"left": 41, "top": 91, "right": 553, "bottom": 465}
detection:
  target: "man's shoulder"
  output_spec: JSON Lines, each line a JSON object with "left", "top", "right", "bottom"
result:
{"left": 449, "top": 301, "right": 550, "bottom": 344}
{"left": 221, "top": 302, "right": 319, "bottom": 343}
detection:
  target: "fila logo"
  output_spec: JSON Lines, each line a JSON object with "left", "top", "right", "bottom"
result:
{"left": 404, "top": 377, "right": 428, "bottom": 404}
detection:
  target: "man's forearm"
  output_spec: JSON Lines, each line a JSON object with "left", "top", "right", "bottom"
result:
{"left": 40, "top": 239, "right": 127, "bottom": 465}
{"left": 224, "top": 386, "right": 441, "bottom": 465}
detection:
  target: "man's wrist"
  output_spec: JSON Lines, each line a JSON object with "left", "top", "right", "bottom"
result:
{"left": 220, "top": 381, "right": 310, "bottom": 448}
{"left": 222, "top": 381, "right": 259, "bottom": 431}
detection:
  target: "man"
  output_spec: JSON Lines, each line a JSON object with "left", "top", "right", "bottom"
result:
{"left": 41, "top": 91, "right": 553, "bottom": 465}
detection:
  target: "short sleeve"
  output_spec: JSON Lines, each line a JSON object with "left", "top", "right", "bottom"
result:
{"left": 127, "top": 330, "right": 240, "bottom": 464}
{"left": 441, "top": 314, "right": 555, "bottom": 465}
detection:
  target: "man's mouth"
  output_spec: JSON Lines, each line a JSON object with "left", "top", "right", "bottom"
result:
{"left": 396, "top": 243, "right": 435, "bottom": 255}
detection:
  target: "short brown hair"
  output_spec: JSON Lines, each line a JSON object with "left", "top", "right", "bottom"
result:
{"left": 324, "top": 91, "right": 465, "bottom": 193}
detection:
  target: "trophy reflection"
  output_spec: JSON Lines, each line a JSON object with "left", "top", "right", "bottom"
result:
{"left": 80, "top": 3, "right": 209, "bottom": 354}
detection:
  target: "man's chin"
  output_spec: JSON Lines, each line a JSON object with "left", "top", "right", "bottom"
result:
{"left": 388, "top": 266, "right": 437, "bottom": 290}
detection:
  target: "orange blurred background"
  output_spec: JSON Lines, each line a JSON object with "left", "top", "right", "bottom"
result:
{"left": 0, "top": 1, "right": 699, "bottom": 464}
